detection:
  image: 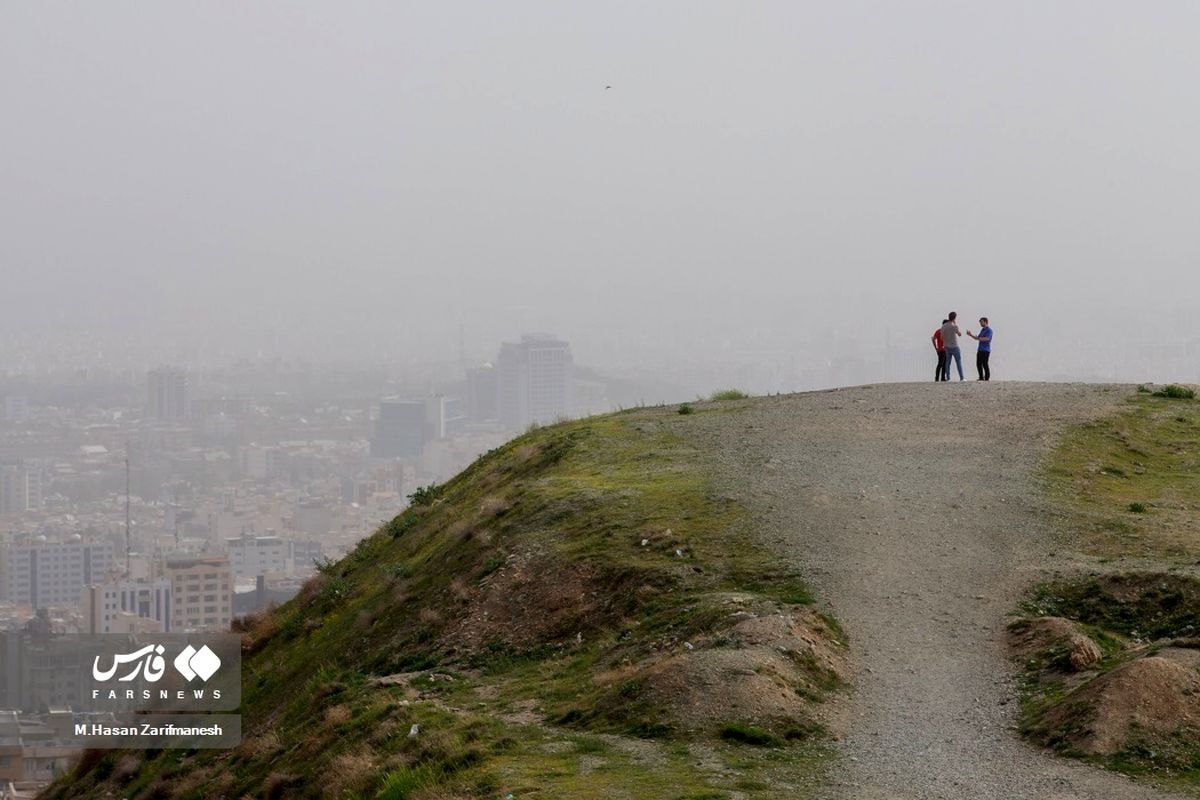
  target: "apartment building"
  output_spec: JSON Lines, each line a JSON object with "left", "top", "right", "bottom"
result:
{"left": 163, "top": 555, "right": 233, "bottom": 632}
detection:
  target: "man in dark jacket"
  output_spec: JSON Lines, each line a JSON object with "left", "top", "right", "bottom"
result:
{"left": 931, "top": 319, "right": 949, "bottom": 381}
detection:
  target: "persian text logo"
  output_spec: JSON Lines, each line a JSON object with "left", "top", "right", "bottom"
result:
{"left": 174, "top": 645, "right": 222, "bottom": 682}
{"left": 93, "top": 644, "right": 168, "bottom": 682}
{"left": 92, "top": 644, "right": 223, "bottom": 683}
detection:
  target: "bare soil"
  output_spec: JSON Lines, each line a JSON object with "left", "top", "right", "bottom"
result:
{"left": 1038, "top": 656, "right": 1200, "bottom": 756}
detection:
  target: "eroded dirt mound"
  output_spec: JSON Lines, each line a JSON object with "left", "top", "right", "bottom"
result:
{"left": 444, "top": 548, "right": 651, "bottom": 655}
{"left": 1035, "top": 656, "right": 1200, "bottom": 758}
{"left": 1016, "top": 572, "right": 1200, "bottom": 772}
{"left": 1009, "top": 616, "right": 1087, "bottom": 658}
{"left": 586, "top": 598, "right": 847, "bottom": 739}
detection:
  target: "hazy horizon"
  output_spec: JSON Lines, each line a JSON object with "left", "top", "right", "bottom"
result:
{"left": 3, "top": 2, "right": 1198, "bottom": 387}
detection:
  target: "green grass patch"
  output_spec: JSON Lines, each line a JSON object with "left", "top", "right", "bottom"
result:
{"left": 1043, "top": 391, "right": 1200, "bottom": 560}
{"left": 1025, "top": 573, "right": 1200, "bottom": 641}
{"left": 1153, "top": 384, "right": 1196, "bottom": 400}
{"left": 719, "top": 723, "right": 783, "bottom": 747}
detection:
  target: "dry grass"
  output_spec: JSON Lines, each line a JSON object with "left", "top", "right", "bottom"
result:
{"left": 323, "top": 750, "right": 377, "bottom": 798}
{"left": 237, "top": 730, "right": 282, "bottom": 758}
{"left": 480, "top": 495, "right": 509, "bottom": 516}
{"left": 263, "top": 771, "right": 302, "bottom": 800}
{"left": 112, "top": 753, "right": 143, "bottom": 784}
{"left": 449, "top": 576, "right": 472, "bottom": 602}
{"left": 592, "top": 663, "right": 641, "bottom": 687}
{"left": 325, "top": 704, "right": 353, "bottom": 727}
{"left": 168, "top": 767, "right": 214, "bottom": 799}
{"left": 446, "top": 519, "right": 472, "bottom": 544}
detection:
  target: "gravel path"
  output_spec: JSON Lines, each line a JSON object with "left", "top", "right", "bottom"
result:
{"left": 697, "top": 382, "right": 1183, "bottom": 800}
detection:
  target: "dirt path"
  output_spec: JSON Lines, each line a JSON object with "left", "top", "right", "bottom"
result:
{"left": 698, "top": 382, "right": 1182, "bottom": 799}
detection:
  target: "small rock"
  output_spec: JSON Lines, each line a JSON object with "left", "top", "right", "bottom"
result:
{"left": 408, "top": 724, "right": 420, "bottom": 738}
{"left": 1068, "top": 633, "right": 1103, "bottom": 670}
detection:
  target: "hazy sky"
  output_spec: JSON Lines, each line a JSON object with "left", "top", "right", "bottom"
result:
{"left": 3, "top": 2, "right": 1198, "bottom": 374}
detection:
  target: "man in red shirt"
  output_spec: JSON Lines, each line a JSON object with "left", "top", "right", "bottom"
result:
{"left": 931, "top": 319, "right": 949, "bottom": 381}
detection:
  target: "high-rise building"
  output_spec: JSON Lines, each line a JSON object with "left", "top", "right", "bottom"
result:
{"left": 81, "top": 577, "right": 172, "bottom": 634}
{"left": 146, "top": 366, "right": 191, "bottom": 421}
{"left": 426, "top": 396, "right": 465, "bottom": 439}
{"left": 465, "top": 365, "right": 499, "bottom": 424}
{"left": 3, "top": 395, "right": 29, "bottom": 424}
{"left": 0, "top": 463, "right": 41, "bottom": 514}
{"left": 240, "top": 445, "right": 278, "bottom": 480}
{"left": 164, "top": 555, "right": 233, "bottom": 632}
{"left": 0, "top": 536, "right": 115, "bottom": 609}
{"left": 370, "top": 399, "right": 427, "bottom": 458}
{"left": 497, "top": 334, "right": 574, "bottom": 430}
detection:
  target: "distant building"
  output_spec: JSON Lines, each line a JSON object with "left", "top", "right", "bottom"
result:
{"left": 0, "top": 536, "right": 115, "bottom": 609}
{"left": 0, "top": 463, "right": 41, "bottom": 515}
{"left": 81, "top": 578, "right": 172, "bottom": 634}
{"left": 1, "top": 621, "right": 88, "bottom": 712}
{"left": 426, "top": 396, "right": 465, "bottom": 440}
{"left": 0, "top": 709, "right": 81, "bottom": 785}
{"left": 146, "top": 366, "right": 191, "bottom": 421}
{"left": 291, "top": 539, "right": 323, "bottom": 572}
{"left": 497, "top": 334, "right": 574, "bottom": 430}
{"left": 224, "top": 533, "right": 289, "bottom": 581}
{"left": 240, "top": 446, "right": 278, "bottom": 480}
{"left": 235, "top": 574, "right": 303, "bottom": 616}
{"left": 465, "top": 365, "right": 499, "bottom": 423}
{"left": 370, "top": 399, "right": 426, "bottom": 458}
{"left": 164, "top": 555, "right": 233, "bottom": 632}
{"left": 292, "top": 502, "right": 332, "bottom": 536}
{"left": 2, "top": 395, "right": 29, "bottom": 424}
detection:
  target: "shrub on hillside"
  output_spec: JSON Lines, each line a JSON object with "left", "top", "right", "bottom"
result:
{"left": 1153, "top": 384, "right": 1195, "bottom": 400}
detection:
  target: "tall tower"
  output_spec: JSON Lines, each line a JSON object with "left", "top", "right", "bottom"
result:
{"left": 146, "top": 366, "right": 191, "bottom": 421}
{"left": 496, "top": 334, "right": 574, "bottom": 430}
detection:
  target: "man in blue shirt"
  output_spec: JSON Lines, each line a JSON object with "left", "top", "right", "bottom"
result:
{"left": 967, "top": 317, "right": 993, "bottom": 381}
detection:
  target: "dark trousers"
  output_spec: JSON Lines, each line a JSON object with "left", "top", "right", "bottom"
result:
{"left": 977, "top": 351, "right": 991, "bottom": 381}
{"left": 935, "top": 351, "right": 948, "bottom": 381}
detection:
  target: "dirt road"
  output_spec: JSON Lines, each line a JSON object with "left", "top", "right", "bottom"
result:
{"left": 700, "top": 382, "right": 1181, "bottom": 799}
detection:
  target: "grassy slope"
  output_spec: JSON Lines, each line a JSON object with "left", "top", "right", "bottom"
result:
{"left": 1019, "top": 388, "right": 1200, "bottom": 790}
{"left": 46, "top": 403, "right": 839, "bottom": 800}
{"left": 1043, "top": 389, "right": 1200, "bottom": 563}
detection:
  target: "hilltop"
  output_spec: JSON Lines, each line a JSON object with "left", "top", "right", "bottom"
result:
{"left": 45, "top": 382, "right": 1200, "bottom": 799}
{"left": 46, "top": 400, "right": 847, "bottom": 800}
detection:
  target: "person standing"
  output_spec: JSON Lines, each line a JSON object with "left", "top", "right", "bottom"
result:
{"left": 931, "top": 319, "right": 949, "bottom": 381}
{"left": 940, "top": 313, "right": 964, "bottom": 381}
{"left": 968, "top": 317, "right": 993, "bottom": 380}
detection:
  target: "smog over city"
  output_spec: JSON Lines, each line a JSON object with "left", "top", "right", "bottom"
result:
{"left": 2, "top": 4, "right": 1200, "bottom": 799}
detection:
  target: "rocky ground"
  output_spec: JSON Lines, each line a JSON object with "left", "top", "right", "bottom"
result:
{"left": 691, "top": 382, "right": 1184, "bottom": 799}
